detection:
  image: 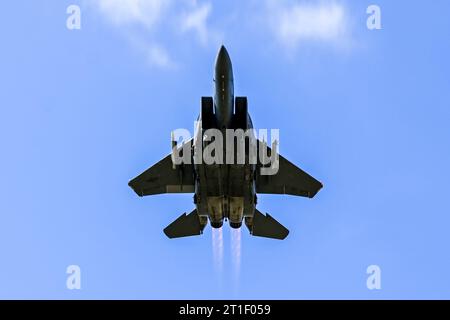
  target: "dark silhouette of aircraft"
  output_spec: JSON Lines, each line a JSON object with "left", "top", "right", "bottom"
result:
{"left": 129, "top": 46, "right": 322, "bottom": 240}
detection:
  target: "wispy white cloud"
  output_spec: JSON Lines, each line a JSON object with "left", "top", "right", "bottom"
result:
{"left": 266, "top": 0, "right": 350, "bottom": 50}
{"left": 180, "top": 2, "right": 213, "bottom": 45}
{"left": 128, "top": 35, "right": 176, "bottom": 69}
{"left": 94, "top": 0, "right": 170, "bottom": 29}
{"left": 145, "top": 45, "right": 174, "bottom": 69}
{"left": 88, "top": 0, "right": 217, "bottom": 68}
{"left": 87, "top": 0, "right": 353, "bottom": 68}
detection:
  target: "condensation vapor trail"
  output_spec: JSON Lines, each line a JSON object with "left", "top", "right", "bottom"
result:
{"left": 212, "top": 228, "right": 223, "bottom": 273}
{"left": 230, "top": 227, "right": 241, "bottom": 280}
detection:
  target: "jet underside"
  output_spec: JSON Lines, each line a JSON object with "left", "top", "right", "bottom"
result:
{"left": 128, "top": 46, "right": 323, "bottom": 240}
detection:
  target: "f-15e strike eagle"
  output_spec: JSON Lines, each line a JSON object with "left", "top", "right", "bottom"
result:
{"left": 129, "top": 46, "right": 322, "bottom": 240}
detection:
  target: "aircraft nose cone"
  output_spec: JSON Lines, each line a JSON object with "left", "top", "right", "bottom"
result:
{"left": 219, "top": 45, "right": 227, "bottom": 55}
{"left": 217, "top": 45, "right": 231, "bottom": 65}
{"left": 214, "top": 45, "right": 233, "bottom": 83}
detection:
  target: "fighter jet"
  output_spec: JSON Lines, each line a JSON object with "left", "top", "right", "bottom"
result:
{"left": 128, "top": 46, "right": 322, "bottom": 240}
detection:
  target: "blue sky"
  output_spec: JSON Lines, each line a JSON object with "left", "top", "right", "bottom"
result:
{"left": 1, "top": 0, "right": 450, "bottom": 299}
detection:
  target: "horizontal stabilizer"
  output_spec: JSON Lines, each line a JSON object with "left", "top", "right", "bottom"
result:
{"left": 163, "top": 209, "right": 204, "bottom": 239}
{"left": 251, "top": 209, "right": 289, "bottom": 240}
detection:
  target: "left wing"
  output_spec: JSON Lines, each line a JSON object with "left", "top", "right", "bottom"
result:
{"left": 128, "top": 141, "right": 195, "bottom": 196}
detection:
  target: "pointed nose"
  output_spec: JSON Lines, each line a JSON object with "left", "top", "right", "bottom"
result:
{"left": 218, "top": 45, "right": 229, "bottom": 58}
{"left": 215, "top": 45, "right": 233, "bottom": 82}
{"left": 216, "top": 45, "right": 231, "bottom": 68}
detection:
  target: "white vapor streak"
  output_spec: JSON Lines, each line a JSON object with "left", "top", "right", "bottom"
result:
{"left": 212, "top": 228, "right": 223, "bottom": 272}
{"left": 230, "top": 228, "right": 241, "bottom": 278}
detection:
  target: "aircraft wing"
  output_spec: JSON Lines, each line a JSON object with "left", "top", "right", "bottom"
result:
{"left": 128, "top": 141, "right": 195, "bottom": 196}
{"left": 256, "top": 144, "right": 322, "bottom": 198}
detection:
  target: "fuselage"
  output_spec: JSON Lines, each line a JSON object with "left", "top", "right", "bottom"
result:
{"left": 193, "top": 46, "right": 256, "bottom": 229}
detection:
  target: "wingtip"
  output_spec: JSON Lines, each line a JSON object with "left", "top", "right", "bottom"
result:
{"left": 308, "top": 181, "right": 324, "bottom": 198}
{"left": 128, "top": 181, "right": 144, "bottom": 197}
{"left": 163, "top": 227, "right": 173, "bottom": 239}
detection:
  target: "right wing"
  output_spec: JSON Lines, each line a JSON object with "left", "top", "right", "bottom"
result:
{"left": 256, "top": 144, "right": 323, "bottom": 198}
{"left": 128, "top": 143, "right": 195, "bottom": 196}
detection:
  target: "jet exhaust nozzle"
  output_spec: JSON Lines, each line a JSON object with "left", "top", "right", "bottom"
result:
{"left": 210, "top": 220, "right": 223, "bottom": 229}
{"left": 230, "top": 221, "right": 242, "bottom": 229}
